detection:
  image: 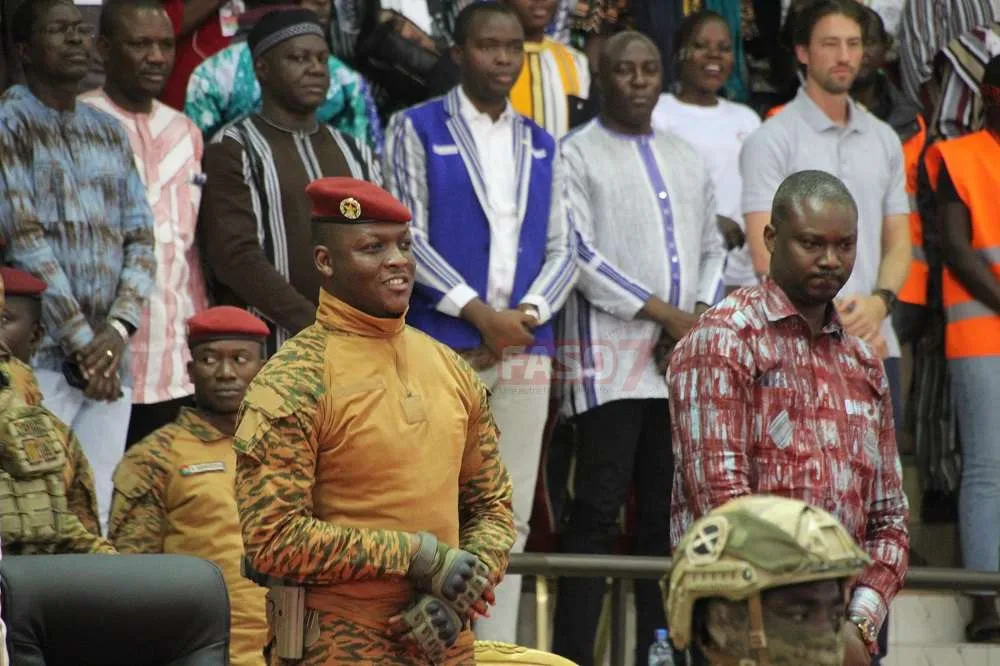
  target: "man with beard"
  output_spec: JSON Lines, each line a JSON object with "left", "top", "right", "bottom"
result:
{"left": 665, "top": 495, "right": 872, "bottom": 666}
{"left": 552, "top": 30, "right": 724, "bottom": 666}
{"left": 198, "top": 9, "right": 379, "bottom": 355}
{"left": 80, "top": 0, "right": 211, "bottom": 448}
{"left": 669, "top": 170, "right": 910, "bottom": 666}
{"left": 741, "top": 0, "right": 910, "bottom": 454}
{"left": 109, "top": 306, "right": 270, "bottom": 665}
{"left": 0, "top": 0, "right": 156, "bottom": 533}
{"left": 233, "top": 177, "right": 514, "bottom": 664}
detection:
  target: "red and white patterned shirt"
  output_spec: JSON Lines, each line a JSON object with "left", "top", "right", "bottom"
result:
{"left": 668, "top": 277, "right": 909, "bottom": 631}
{"left": 80, "top": 91, "right": 209, "bottom": 404}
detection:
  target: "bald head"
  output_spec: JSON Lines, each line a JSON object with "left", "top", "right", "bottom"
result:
{"left": 599, "top": 30, "right": 659, "bottom": 79}
{"left": 771, "top": 170, "right": 858, "bottom": 231}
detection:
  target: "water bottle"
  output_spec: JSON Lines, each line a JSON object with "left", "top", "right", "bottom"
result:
{"left": 648, "top": 627, "right": 675, "bottom": 666}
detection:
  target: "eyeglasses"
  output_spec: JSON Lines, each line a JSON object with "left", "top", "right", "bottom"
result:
{"left": 39, "top": 22, "right": 96, "bottom": 39}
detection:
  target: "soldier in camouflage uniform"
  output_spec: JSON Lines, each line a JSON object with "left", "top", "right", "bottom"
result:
{"left": 234, "top": 177, "right": 516, "bottom": 665}
{"left": 664, "top": 495, "right": 872, "bottom": 666}
{"left": 0, "top": 266, "right": 112, "bottom": 554}
{"left": 109, "top": 307, "right": 271, "bottom": 666}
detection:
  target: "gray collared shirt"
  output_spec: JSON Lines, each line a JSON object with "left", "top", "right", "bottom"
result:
{"left": 741, "top": 87, "right": 910, "bottom": 357}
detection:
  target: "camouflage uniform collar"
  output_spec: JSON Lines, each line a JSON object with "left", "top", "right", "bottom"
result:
{"left": 176, "top": 407, "right": 231, "bottom": 443}
{"left": 316, "top": 288, "right": 407, "bottom": 339}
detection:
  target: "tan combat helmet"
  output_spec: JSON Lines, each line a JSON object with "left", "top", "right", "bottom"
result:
{"left": 664, "top": 495, "right": 871, "bottom": 664}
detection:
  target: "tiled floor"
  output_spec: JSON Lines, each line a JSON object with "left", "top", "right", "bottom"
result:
{"left": 884, "top": 646, "right": 1000, "bottom": 666}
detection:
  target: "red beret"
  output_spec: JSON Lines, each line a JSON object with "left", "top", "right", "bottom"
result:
{"left": 306, "top": 177, "right": 412, "bottom": 224}
{"left": 187, "top": 307, "right": 270, "bottom": 346}
{"left": 0, "top": 267, "right": 46, "bottom": 298}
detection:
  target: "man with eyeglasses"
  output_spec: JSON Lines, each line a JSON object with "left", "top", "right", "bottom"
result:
{"left": 0, "top": 0, "right": 156, "bottom": 533}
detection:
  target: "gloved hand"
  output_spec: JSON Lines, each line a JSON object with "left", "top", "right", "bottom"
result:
{"left": 388, "top": 594, "right": 462, "bottom": 663}
{"left": 408, "top": 532, "right": 492, "bottom": 617}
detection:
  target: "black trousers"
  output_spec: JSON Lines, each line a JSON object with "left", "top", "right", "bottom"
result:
{"left": 552, "top": 398, "right": 673, "bottom": 666}
{"left": 125, "top": 396, "right": 195, "bottom": 449}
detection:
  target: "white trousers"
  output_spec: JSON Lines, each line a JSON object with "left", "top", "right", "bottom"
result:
{"left": 473, "top": 354, "right": 551, "bottom": 644}
{"left": 36, "top": 369, "right": 133, "bottom": 534}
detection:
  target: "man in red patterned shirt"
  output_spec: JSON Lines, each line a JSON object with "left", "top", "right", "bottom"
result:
{"left": 668, "top": 169, "right": 909, "bottom": 666}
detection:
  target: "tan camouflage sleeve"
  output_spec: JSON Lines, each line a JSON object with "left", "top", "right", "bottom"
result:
{"left": 234, "top": 405, "right": 415, "bottom": 584}
{"left": 456, "top": 372, "right": 515, "bottom": 579}
{"left": 59, "top": 419, "right": 101, "bottom": 536}
{"left": 52, "top": 516, "right": 116, "bottom": 554}
{"left": 107, "top": 441, "right": 171, "bottom": 554}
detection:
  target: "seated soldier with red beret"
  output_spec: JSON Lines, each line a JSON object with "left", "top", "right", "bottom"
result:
{"left": 0, "top": 266, "right": 114, "bottom": 555}
{"left": 233, "top": 177, "right": 516, "bottom": 664}
{"left": 108, "top": 307, "right": 271, "bottom": 666}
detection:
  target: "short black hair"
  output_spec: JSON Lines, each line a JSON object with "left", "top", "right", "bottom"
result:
{"left": 11, "top": 0, "right": 73, "bottom": 46}
{"left": 772, "top": 170, "right": 858, "bottom": 231}
{"left": 792, "top": 0, "right": 865, "bottom": 47}
{"left": 99, "top": 0, "right": 167, "bottom": 40}
{"left": 599, "top": 30, "right": 660, "bottom": 76}
{"left": 453, "top": 1, "right": 517, "bottom": 47}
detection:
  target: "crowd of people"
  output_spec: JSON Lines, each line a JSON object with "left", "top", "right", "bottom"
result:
{"left": 0, "top": 0, "right": 998, "bottom": 664}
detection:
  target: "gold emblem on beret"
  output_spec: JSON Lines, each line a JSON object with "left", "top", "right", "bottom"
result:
{"left": 339, "top": 197, "right": 362, "bottom": 220}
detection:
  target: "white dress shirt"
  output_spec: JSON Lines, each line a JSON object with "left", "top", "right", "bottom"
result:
{"left": 455, "top": 88, "right": 522, "bottom": 311}
{"left": 383, "top": 85, "right": 578, "bottom": 327}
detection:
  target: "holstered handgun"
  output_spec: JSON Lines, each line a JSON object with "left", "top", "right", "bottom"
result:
{"left": 243, "top": 557, "right": 306, "bottom": 660}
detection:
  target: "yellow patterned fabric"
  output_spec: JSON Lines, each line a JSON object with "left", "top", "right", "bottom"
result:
{"left": 510, "top": 38, "right": 590, "bottom": 139}
{"left": 109, "top": 408, "right": 268, "bottom": 666}
{"left": 233, "top": 290, "right": 515, "bottom": 665}
{"left": 475, "top": 641, "right": 580, "bottom": 665}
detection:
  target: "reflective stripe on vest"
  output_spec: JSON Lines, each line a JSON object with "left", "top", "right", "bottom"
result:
{"left": 928, "top": 131, "right": 1000, "bottom": 358}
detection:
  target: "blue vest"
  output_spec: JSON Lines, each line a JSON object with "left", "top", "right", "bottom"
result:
{"left": 402, "top": 93, "right": 556, "bottom": 355}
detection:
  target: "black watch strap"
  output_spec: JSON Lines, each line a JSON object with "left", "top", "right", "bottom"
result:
{"left": 873, "top": 288, "right": 896, "bottom": 316}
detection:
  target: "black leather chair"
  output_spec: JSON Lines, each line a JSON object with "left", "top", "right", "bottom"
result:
{"left": 1, "top": 554, "right": 230, "bottom": 665}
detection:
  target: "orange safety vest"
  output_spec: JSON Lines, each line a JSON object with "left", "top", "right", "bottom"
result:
{"left": 923, "top": 130, "right": 1000, "bottom": 359}
{"left": 898, "top": 115, "right": 929, "bottom": 305}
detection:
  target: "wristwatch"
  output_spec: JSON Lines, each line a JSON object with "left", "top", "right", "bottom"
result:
{"left": 872, "top": 288, "right": 897, "bottom": 317}
{"left": 108, "top": 318, "right": 132, "bottom": 342}
{"left": 849, "top": 615, "right": 879, "bottom": 646}
{"left": 521, "top": 305, "right": 541, "bottom": 323}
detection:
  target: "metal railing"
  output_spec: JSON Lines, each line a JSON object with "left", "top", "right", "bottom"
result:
{"left": 509, "top": 553, "right": 1000, "bottom": 665}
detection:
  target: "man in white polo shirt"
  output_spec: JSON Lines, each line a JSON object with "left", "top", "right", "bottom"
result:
{"left": 742, "top": 0, "right": 910, "bottom": 418}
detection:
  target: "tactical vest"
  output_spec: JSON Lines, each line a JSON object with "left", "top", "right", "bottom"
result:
{"left": 0, "top": 371, "right": 73, "bottom": 545}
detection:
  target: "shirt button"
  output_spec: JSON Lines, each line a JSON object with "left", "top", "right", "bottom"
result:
{"left": 658, "top": 191, "right": 667, "bottom": 200}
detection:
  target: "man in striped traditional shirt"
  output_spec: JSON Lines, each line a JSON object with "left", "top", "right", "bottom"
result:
{"left": 502, "top": 0, "right": 590, "bottom": 138}
{"left": 198, "top": 8, "right": 379, "bottom": 354}
{"left": 0, "top": 0, "right": 157, "bottom": 531}
{"left": 551, "top": 31, "right": 724, "bottom": 666}
{"left": 81, "top": 0, "right": 210, "bottom": 448}
{"left": 384, "top": 2, "right": 576, "bottom": 644}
